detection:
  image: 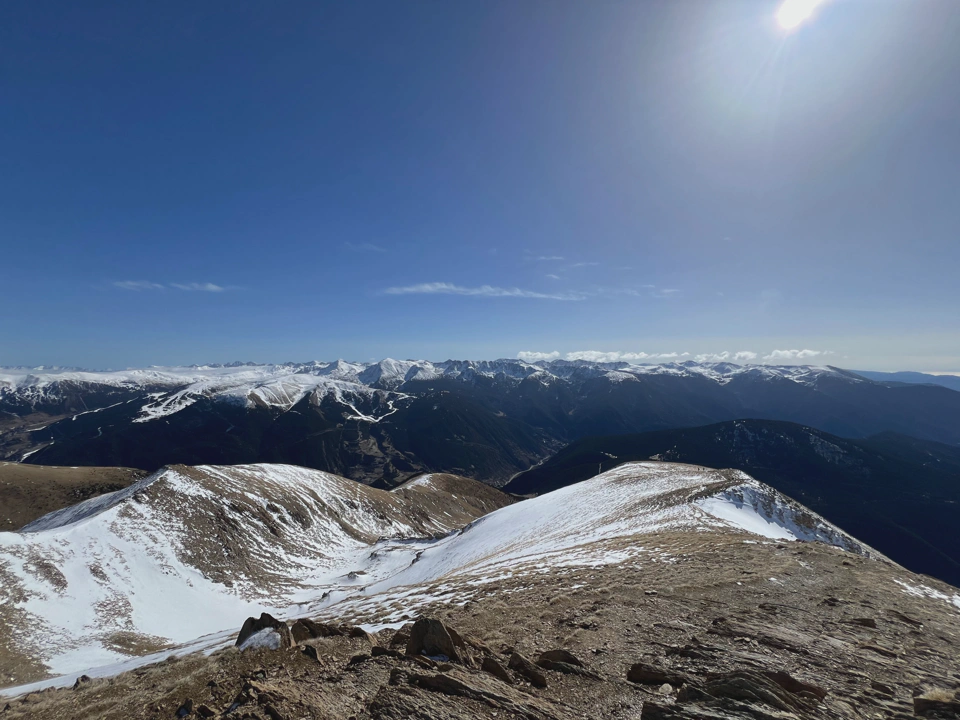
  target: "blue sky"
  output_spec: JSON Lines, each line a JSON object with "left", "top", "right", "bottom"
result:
{"left": 2, "top": 1, "right": 959, "bottom": 371}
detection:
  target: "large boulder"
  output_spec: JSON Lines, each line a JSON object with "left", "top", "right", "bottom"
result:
{"left": 236, "top": 613, "right": 292, "bottom": 650}
{"left": 405, "top": 618, "right": 464, "bottom": 663}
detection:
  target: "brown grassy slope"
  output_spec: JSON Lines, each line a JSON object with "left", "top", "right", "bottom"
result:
{"left": 0, "top": 462, "right": 147, "bottom": 532}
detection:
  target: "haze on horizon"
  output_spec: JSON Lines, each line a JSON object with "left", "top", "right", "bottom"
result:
{"left": 2, "top": 1, "right": 958, "bottom": 373}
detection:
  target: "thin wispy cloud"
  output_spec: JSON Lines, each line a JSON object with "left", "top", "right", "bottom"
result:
{"left": 695, "top": 351, "right": 756, "bottom": 363}
{"left": 546, "top": 274, "right": 561, "bottom": 280}
{"left": 170, "top": 282, "right": 225, "bottom": 292}
{"left": 382, "top": 282, "right": 583, "bottom": 300}
{"left": 515, "top": 349, "right": 831, "bottom": 367}
{"left": 345, "top": 241, "right": 387, "bottom": 253}
{"left": 651, "top": 288, "right": 680, "bottom": 298}
{"left": 113, "top": 281, "right": 165, "bottom": 291}
{"left": 564, "top": 350, "right": 681, "bottom": 363}
{"left": 569, "top": 261, "right": 600, "bottom": 268}
{"left": 113, "top": 281, "right": 226, "bottom": 292}
{"left": 536, "top": 255, "right": 565, "bottom": 261}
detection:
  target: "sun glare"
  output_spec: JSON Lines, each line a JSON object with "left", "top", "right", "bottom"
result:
{"left": 776, "top": 0, "right": 825, "bottom": 30}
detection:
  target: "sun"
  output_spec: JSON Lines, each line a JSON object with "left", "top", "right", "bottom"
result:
{"left": 776, "top": 0, "right": 826, "bottom": 30}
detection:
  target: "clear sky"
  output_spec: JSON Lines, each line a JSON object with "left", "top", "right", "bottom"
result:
{"left": 2, "top": 1, "right": 959, "bottom": 372}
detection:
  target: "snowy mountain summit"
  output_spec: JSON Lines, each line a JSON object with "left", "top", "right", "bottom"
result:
{"left": 5, "top": 357, "right": 959, "bottom": 487}
{"left": 0, "top": 358, "right": 856, "bottom": 421}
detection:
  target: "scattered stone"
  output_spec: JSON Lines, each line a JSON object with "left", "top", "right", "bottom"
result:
{"left": 405, "top": 617, "right": 463, "bottom": 663}
{"left": 914, "top": 692, "right": 960, "bottom": 717}
{"left": 195, "top": 705, "right": 215, "bottom": 719}
{"left": 870, "top": 679, "right": 896, "bottom": 696}
{"left": 290, "top": 618, "right": 335, "bottom": 644}
{"left": 887, "top": 610, "right": 923, "bottom": 627}
{"left": 302, "top": 645, "right": 320, "bottom": 662}
{"left": 390, "top": 623, "right": 414, "bottom": 648}
{"left": 348, "top": 626, "right": 377, "bottom": 645}
{"left": 371, "top": 645, "right": 401, "bottom": 658}
{"left": 645, "top": 590, "right": 658, "bottom": 596}
{"left": 537, "top": 649, "right": 584, "bottom": 668}
{"left": 763, "top": 670, "right": 828, "bottom": 701}
{"left": 508, "top": 651, "right": 548, "bottom": 688}
{"left": 262, "top": 704, "right": 286, "bottom": 720}
{"left": 236, "top": 613, "right": 292, "bottom": 649}
{"left": 347, "top": 653, "right": 371, "bottom": 666}
{"left": 72, "top": 674, "right": 91, "bottom": 689}
{"left": 627, "top": 662, "right": 687, "bottom": 686}
{"left": 481, "top": 656, "right": 514, "bottom": 684}
{"left": 175, "top": 698, "right": 193, "bottom": 717}
{"left": 658, "top": 683, "right": 673, "bottom": 694}
{"left": 860, "top": 642, "right": 898, "bottom": 659}
{"left": 845, "top": 617, "right": 878, "bottom": 629}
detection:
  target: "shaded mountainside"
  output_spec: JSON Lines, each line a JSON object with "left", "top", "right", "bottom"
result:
{"left": 505, "top": 420, "right": 960, "bottom": 587}
{"left": 0, "top": 462, "right": 147, "bottom": 532}
{"left": 3, "top": 463, "right": 960, "bottom": 719}
{"left": 4, "top": 360, "right": 960, "bottom": 485}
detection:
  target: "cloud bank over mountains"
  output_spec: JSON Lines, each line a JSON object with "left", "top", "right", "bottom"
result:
{"left": 517, "top": 349, "right": 833, "bottom": 365}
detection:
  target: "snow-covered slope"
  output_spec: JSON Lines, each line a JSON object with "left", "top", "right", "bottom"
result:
{"left": 0, "top": 464, "right": 512, "bottom": 682}
{"left": 0, "top": 358, "right": 858, "bottom": 422}
{"left": 0, "top": 461, "right": 877, "bottom": 691}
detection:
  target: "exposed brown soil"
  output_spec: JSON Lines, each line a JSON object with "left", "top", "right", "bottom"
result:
{"left": 5, "top": 531, "right": 959, "bottom": 719}
{"left": 0, "top": 462, "right": 147, "bottom": 532}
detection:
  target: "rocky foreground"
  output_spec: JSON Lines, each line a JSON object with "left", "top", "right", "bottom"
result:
{"left": 1, "top": 461, "right": 959, "bottom": 718}
{"left": 4, "top": 525, "right": 960, "bottom": 719}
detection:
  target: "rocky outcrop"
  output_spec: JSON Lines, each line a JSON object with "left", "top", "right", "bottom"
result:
{"left": 405, "top": 618, "right": 465, "bottom": 663}
{"left": 235, "top": 613, "right": 292, "bottom": 650}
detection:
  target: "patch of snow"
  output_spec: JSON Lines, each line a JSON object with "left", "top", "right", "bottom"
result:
{"left": 237, "top": 628, "right": 281, "bottom": 651}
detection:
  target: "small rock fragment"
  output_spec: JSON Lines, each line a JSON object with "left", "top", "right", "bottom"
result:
{"left": 508, "top": 652, "right": 547, "bottom": 688}
{"left": 481, "top": 656, "right": 514, "bottom": 684}
{"left": 537, "top": 649, "right": 584, "bottom": 668}
{"left": 627, "top": 662, "right": 686, "bottom": 686}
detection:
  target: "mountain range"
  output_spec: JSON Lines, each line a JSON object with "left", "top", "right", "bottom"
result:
{"left": 4, "top": 359, "right": 960, "bottom": 486}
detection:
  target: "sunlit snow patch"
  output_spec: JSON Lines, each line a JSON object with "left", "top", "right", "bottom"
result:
{"left": 695, "top": 478, "right": 874, "bottom": 555}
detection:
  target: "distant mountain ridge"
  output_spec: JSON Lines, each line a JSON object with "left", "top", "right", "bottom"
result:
{"left": 3, "top": 359, "right": 960, "bottom": 485}
{"left": 853, "top": 369, "right": 960, "bottom": 392}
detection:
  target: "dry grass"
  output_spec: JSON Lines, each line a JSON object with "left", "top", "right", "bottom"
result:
{"left": 919, "top": 687, "right": 958, "bottom": 702}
